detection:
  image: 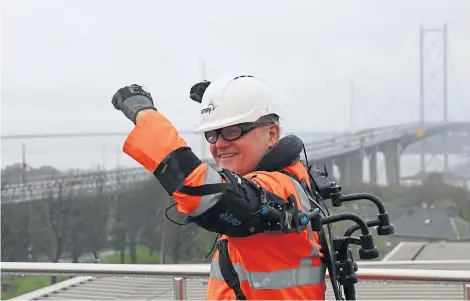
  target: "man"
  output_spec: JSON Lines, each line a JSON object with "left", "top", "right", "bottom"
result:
{"left": 112, "top": 74, "right": 326, "bottom": 300}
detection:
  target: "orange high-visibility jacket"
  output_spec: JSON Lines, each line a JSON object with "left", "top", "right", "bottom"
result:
{"left": 123, "top": 110, "right": 326, "bottom": 300}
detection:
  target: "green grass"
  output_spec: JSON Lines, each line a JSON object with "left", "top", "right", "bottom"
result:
{"left": 453, "top": 216, "right": 470, "bottom": 239}
{"left": 100, "top": 245, "right": 166, "bottom": 264}
{"left": 1, "top": 275, "right": 68, "bottom": 300}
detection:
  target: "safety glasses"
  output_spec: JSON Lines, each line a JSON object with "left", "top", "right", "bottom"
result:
{"left": 204, "top": 122, "right": 273, "bottom": 144}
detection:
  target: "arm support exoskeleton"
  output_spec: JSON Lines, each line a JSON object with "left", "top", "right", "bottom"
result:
{"left": 153, "top": 147, "right": 288, "bottom": 237}
{"left": 181, "top": 170, "right": 287, "bottom": 237}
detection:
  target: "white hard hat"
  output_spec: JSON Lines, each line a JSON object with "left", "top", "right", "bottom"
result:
{"left": 194, "top": 74, "right": 282, "bottom": 133}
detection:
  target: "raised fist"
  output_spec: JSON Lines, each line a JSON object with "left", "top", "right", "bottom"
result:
{"left": 112, "top": 84, "right": 156, "bottom": 124}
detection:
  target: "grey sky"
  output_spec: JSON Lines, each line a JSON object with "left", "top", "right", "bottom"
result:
{"left": 1, "top": 0, "right": 469, "bottom": 171}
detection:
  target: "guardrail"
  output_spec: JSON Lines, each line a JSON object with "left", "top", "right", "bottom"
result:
{"left": 2, "top": 262, "right": 470, "bottom": 300}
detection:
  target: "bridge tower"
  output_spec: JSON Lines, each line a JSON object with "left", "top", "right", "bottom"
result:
{"left": 419, "top": 24, "right": 449, "bottom": 173}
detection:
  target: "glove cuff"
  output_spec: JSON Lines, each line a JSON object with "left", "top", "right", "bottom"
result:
{"left": 121, "top": 95, "right": 156, "bottom": 124}
{"left": 131, "top": 106, "right": 157, "bottom": 124}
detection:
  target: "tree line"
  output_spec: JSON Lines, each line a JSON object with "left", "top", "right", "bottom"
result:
{"left": 1, "top": 172, "right": 218, "bottom": 268}
{"left": 2, "top": 168, "right": 469, "bottom": 270}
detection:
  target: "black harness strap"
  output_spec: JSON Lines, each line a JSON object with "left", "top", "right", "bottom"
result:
{"left": 217, "top": 239, "right": 247, "bottom": 300}
{"left": 278, "top": 170, "right": 328, "bottom": 264}
{"left": 278, "top": 170, "right": 314, "bottom": 200}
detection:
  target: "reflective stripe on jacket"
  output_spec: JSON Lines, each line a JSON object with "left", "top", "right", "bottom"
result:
{"left": 123, "top": 110, "right": 326, "bottom": 300}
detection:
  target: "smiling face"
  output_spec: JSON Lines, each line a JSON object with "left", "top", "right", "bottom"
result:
{"left": 209, "top": 121, "right": 280, "bottom": 176}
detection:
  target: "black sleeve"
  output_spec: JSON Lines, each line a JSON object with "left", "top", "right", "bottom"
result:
{"left": 180, "top": 169, "right": 287, "bottom": 237}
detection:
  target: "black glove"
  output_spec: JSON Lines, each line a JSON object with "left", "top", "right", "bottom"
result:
{"left": 112, "top": 84, "right": 157, "bottom": 124}
{"left": 189, "top": 81, "right": 211, "bottom": 103}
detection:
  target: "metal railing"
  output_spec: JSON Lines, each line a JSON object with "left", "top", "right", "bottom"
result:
{"left": 2, "top": 262, "right": 470, "bottom": 300}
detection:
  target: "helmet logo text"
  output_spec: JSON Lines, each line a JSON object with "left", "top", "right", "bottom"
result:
{"left": 201, "top": 103, "right": 215, "bottom": 115}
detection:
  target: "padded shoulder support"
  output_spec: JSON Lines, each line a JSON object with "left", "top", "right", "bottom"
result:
{"left": 254, "top": 134, "right": 304, "bottom": 172}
